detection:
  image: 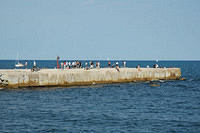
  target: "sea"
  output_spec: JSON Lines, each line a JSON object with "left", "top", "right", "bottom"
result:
{"left": 0, "top": 60, "right": 200, "bottom": 133}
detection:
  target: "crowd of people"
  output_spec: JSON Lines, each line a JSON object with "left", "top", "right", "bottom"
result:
{"left": 59, "top": 61, "right": 159, "bottom": 70}
{"left": 58, "top": 61, "right": 127, "bottom": 70}
{"left": 28, "top": 59, "right": 161, "bottom": 72}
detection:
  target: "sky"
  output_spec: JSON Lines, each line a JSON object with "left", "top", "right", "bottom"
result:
{"left": 0, "top": 0, "right": 200, "bottom": 60}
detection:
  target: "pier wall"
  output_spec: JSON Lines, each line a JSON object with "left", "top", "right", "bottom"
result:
{"left": 0, "top": 68, "right": 181, "bottom": 88}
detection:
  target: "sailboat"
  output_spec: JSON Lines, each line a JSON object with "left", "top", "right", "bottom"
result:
{"left": 15, "top": 52, "right": 24, "bottom": 68}
{"left": 15, "top": 62, "right": 24, "bottom": 68}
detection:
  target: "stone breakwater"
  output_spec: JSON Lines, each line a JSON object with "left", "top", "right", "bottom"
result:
{"left": 0, "top": 68, "right": 181, "bottom": 88}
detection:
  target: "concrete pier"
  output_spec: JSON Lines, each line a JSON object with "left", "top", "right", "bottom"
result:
{"left": 0, "top": 68, "right": 181, "bottom": 88}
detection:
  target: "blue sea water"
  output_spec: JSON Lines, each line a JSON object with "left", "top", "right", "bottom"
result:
{"left": 0, "top": 60, "right": 200, "bottom": 133}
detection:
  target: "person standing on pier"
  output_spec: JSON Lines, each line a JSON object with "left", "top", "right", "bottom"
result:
{"left": 85, "top": 62, "right": 88, "bottom": 70}
{"left": 25, "top": 61, "right": 28, "bottom": 69}
{"left": 64, "top": 62, "right": 66, "bottom": 69}
{"left": 34, "top": 61, "right": 36, "bottom": 67}
{"left": 61, "top": 62, "right": 64, "bottom": 69}
{"left": 123, "top": 61, "right": 126, "bottom": 68}
{"left": 108, "top": 61, "right": 111, "bottom": 68}
{"left": 31, "top": 61, "right": 40, "bottom": 72}
{"left": 89, "top": 61, "right": 94, "bottom": 69}
{"left": 116, "top": 62, "right": 120, "bottom": 72}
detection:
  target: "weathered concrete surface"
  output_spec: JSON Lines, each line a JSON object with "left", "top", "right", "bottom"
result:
{"left": 0, "top": 68, "right": 181, "bottom": 88}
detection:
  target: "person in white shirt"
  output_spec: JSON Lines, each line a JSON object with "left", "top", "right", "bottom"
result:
{"left": 123, "top": 61, "right": 126, "bottom": 67}
{"left": 33, "top": 61, "right": 36, "bottom": 67}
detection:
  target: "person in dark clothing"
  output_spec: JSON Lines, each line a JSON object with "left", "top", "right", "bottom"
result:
{"left": 108, "top": 61, "right": 111, "bottom": 68}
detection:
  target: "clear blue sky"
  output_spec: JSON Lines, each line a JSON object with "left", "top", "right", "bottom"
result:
{"left": 0, "top": 0, "right": 200, "bottom": 60}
